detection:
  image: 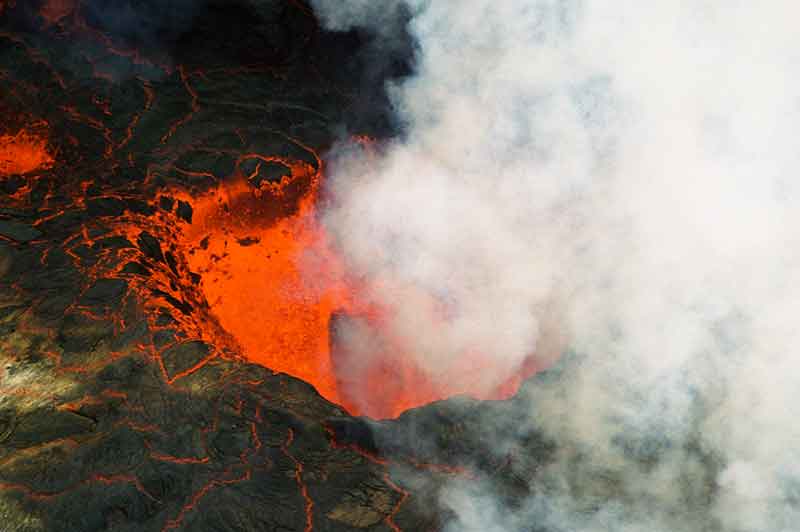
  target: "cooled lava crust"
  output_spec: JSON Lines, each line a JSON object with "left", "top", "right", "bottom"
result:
{"left": 0, "top": 2, "right": 552, "bottom": 531}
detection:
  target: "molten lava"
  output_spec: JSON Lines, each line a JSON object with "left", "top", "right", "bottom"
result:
{"left": 0, "top": 125, "right": 54, "bottom": 177}
{"left": 178, "top": 155, "right": 539, "bottom": 418}
{"left": 178, "top": 156, "right": 354, "bottom": 405}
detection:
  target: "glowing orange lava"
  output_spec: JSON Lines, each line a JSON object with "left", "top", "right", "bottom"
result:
{"left": 0, "top": 126, "right": 54, "bottom": 176}
{"left": 178, "top": 156, "right": 354, "bottom": 407}
{"left": 178, "top": 156, "right": 539, "bottom": 418}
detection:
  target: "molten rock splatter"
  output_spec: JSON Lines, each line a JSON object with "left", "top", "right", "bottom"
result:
{"left": 0, "top": 125, "right": 54, "bottom": 176}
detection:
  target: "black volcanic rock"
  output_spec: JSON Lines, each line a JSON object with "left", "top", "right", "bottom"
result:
{"left": 0, "top": 219, "right": 41, "bottom": 242}
{"left": 59, "top": 313, "right": 116, "bottom": 354}
{"left": 161, "top": 340, "right": 210, "bottom": 380}
{"left": 137, "top": 232, "right": 165, "bottom": 263}
{"left": 8, "top": 408, "right": 97, "bottom": 449}
{"left": 175, "top": 200, "right": 193, "bottom": 223}
{"left": 79, "top": 278, "right": 128, "bottom": 308}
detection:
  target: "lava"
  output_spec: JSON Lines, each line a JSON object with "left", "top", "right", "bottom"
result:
{"left": 176, "top": 150, "right": 540, "bottom": 419}
{"left": 0, "top": 124, "right": 54, "bottom": 176}
{"left": 177, "top": 155, "right": 355, "bottom": 410}
{"left": 282, "top": 429, "right": 314, "bottom": 532}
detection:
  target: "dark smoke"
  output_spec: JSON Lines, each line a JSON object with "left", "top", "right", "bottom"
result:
{"left": 1, "top": 0, "right": 416, "bottom": 139}
{"left": 80, "top": 0, "right": 208, "bottom": 46}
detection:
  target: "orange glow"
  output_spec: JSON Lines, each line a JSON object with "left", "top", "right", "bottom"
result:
{"left": 178, "top": 155, "right": 538, "bottom": 418}
{"left": 39, "top": 0, "right": 77, "bottom": 26}
{"left": 331, "top": 301, "right": 542, "bottom": 418}
{"left": 0, "top": 126, "right": 54, "bottom": 176}
{"left": 179, "top": 156, "right": 354, "bottom": 408}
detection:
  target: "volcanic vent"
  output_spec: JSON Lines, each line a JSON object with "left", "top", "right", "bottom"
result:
{"left": 171, "top": 141, "right": 541, "bottom": 419}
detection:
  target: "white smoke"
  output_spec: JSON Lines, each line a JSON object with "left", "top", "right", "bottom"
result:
{"left": 312, "top": 0, "right": 800, "bottom": 530}
{"left": 310, "top": 0, "right": 408, "bottom": 33}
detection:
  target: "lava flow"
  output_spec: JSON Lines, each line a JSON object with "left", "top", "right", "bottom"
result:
{"left": 0, "top": 123, "right": 54, "bottom": 177}
{"left": 177, "top": 153, "right": 356, "bottom": 411}
{"left": 176, "top": 151, "right": 540, "bottom": 419}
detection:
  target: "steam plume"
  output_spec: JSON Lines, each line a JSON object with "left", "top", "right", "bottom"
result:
{"left": 312, "top": 0, "right": 800, "bottom": 530}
